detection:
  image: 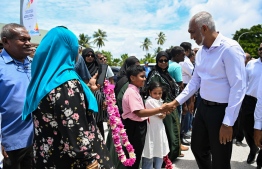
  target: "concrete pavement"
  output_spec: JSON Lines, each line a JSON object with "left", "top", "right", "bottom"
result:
{"left": 173, "top": 139, "right": 258, "bottom": 169}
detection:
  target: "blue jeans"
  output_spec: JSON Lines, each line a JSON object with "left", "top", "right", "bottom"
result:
{"left": 142, "top": 157, "right": 163, "bottom": 169}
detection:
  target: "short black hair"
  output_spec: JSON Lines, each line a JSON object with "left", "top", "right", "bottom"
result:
{"left": 126, "top": 65, "right": 145, "bottom": 83}
{"left": 1, "top": 23, "right": 25, "bottom": 40}
{"left": 180, "top": 42, "right": 192, "bottom": 52}
{"left": 170, "top": 46, "right": 185, "bottom": 59}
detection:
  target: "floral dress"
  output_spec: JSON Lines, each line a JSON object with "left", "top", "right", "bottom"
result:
{"left": 33, "top": 80, "right": 115, "bottom": 169}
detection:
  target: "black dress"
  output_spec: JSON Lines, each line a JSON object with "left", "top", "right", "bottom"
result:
{"left": 33, "top": 80, "right": 115, "bottom": 169}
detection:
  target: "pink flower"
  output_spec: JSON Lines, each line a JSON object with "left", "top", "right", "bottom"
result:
{"left": 96, "top": 154, "right": 100, "bottom": 159}
{"left": 103, "top": 80, "right": 136, "bottom": 167}
{"left": 65, "top": 100, "right": 69, "bottom": 105}
{"left": 64, "top": 143, "right": 69, "bottom": 151}
{"left": 34, "top": 120, "right": 39, "bottom": 127}
{"left": 62, "top": 120, "right": 67, "bottom": 125}
{"left": 47, "top": 138, "right": 53, "bottom": 145}
{"left": 72, "top": 113, "right": 79, "bottom": 121}
{"left": 42, "top": 116, "right": 50, "bottom": 122}
{"left": 88, "top": 133, "right": 95, "bottom": 140}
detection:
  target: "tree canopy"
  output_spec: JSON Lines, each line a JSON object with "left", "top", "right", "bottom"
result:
{"left": 233, "top": 24, "right": 262, "bottom": 57}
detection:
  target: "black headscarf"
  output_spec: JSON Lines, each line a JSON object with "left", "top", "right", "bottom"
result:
{"left": 117, "top": 56, "right": 139, "bottom": 79}
{"left": 82, "top": 48, "right": 100, "bottom": 76}
{"left": 114, "top": 56, "right": 139, "bottom": 96}
{"left": 147, "top": 51, "right": 179, "bottom": 98}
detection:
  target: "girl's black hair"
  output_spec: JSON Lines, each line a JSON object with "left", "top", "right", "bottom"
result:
{"left": 142, "top": 81, "right": 167, "bottom": 100}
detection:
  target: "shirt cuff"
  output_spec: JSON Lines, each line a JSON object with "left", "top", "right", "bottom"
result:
{"left": 254, "top": 121, "right": 262, "bottom": 130}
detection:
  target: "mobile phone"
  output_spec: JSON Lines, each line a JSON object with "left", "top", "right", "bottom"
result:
{"left": 97, "top": 64, "right": 108, "bottom": 86}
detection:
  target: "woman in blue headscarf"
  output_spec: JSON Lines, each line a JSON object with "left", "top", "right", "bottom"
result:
{"left": 23, "top": 26, "right": 115, "bottom": 169}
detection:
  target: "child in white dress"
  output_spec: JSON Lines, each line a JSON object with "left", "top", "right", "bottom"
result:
{"left": 142, "top": 81, "right": 170, "bottom": 169}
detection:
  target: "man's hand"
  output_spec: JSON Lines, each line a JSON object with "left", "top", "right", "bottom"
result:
{"left": 2, "top": 146, "right": 8, "bottom": 158}
{"left": 254, "top": 129, "right": 262, "bottom": 149}
{"left": 87, "top": 73, "right": 100, "bottom": 92}
{"left": 219, "top": 124, "right": 233, "bottom": 144}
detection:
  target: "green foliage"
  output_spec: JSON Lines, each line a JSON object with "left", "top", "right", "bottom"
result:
{"left": 78, "top": 33, "right": 92, "bottom": 48}
{"left": 140, "top": 37, "right": 152, "bottom": 52}
{"left": 101, "top": 50, "right": 112, "bottom": 65}
{"left": 156, "top": 31, "right": 166, "bottom": 46}
{"left": 120, "top": 53, "right": 129, "bottom": 66}
{"left": 232, "top": 24, "right": 262, "bottom": 58}
{"left": 140, "top": 53, "right": 156, "bottom": 64}
{"left": 93, "top": 29, "right": 107, "bottom": 49}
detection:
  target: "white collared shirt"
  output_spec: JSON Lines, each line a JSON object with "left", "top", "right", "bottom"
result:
{"left": 176, "top": 33, "right": 246, "bottom": 126}
{"left": 254, "top": 75, "right": 262, "bottom": 130}
{"left": 245, "top": 59, "right": 262, "bottom": 98}
{"left": 179, "top": 56, "right": 194, "bottom": 84}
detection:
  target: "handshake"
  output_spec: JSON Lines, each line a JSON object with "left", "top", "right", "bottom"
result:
{"left": 159, "top": 100, "right": 180, "bottom": 115}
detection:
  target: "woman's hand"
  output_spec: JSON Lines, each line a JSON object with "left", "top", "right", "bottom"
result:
{"left": 87, "top": 73, "right": 100, "bottom": 92}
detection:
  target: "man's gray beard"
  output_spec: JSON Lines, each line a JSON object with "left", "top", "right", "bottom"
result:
{"left": 198, "top": 33, "right": 205, "bottom": 46}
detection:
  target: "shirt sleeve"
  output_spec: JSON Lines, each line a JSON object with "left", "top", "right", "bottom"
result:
{"left": 128, "top": 91, "right": 145, "bottom": 113}
{"left": 75, "top": 56, "right": 91, "bottom": 81}
{"left": 222, "top": 46, "right": 246, "bottom": 126}
{"left": 106, "top": 66, "right": 114, "bottom": 78}
{"left": 176, "top": 66, "right": 201, "bottom": 104}
{"left": 254, "top": 75, "right": 262, "bottom": 130}
{"left": 182, "top": 61, "right": 194, "bottom": 77}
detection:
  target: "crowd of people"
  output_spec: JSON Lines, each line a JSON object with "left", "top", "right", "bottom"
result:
{"left": 0, "top": 10, "right": 262, "bottom": 169}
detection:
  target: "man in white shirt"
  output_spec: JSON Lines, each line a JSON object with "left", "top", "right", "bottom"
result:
{"left": 179, "top": 42, "right": 194, "bottom": 141}
{"left": 96, "top": 52, "right": 114, "bottom": 84}
{"left": 238, "top": 43, "right": 262, "bottom": 165}
{"left": 171, "top": 11, "right": 246, "bottom": 169}
{"left": 254, "top": 74, "right": 262, "bottom": 169}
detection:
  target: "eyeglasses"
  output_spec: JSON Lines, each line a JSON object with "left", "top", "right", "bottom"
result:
{"left": 158, "top": 59, "right": 168, "bottom": 63}
{"left": 258, "top": 47, "right": 262, "bottom": 51}
{"left": 85, "top": 54, "right": 94, "bottom": 57}
{"left": 99, "top": 57, "right": 104, "bottom": 60}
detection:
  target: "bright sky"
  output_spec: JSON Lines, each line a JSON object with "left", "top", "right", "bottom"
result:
{"left": 1, "top": 0, "right": 262, "bottom": 59}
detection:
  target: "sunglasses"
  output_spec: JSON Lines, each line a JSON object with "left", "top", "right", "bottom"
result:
{"left": 99, "top": 57, "right": 104, "bottom": 60}
{"left": 85, "top": 54, "right": 94, "bottom": 57}
{"left": 258, "top": 47, "right": 262, "bottom": 51}
{"left": 158, "top": 59, "right": 168, "bottom": 63}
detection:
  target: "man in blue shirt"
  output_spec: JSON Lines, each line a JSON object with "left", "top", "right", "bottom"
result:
{"left": 0, "top": 23, "right": 34, "bottom": 169}
{"left": 144, "top": 61, "right": 151, "bottom": 77}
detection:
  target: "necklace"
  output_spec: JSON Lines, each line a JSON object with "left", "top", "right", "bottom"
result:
{"left": 103, "top": 80, "right": 136, "bottom": 166}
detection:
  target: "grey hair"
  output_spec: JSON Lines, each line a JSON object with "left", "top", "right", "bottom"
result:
{"left": 1, "top": 23, "right": 25, "bottom": 40}
{"left": 191, "top": 11, "right": 216, "bottom": 31}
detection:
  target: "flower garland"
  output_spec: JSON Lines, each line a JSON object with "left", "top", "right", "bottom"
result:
{"left": 163, "top": 155, "right": 173, "bottom": 169}
{"left": 103, "top": 80, "right": 136, "bottom": 166}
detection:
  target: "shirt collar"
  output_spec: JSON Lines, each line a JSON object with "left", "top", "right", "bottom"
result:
{"left": 1, "top": 48, "right": 31, "bottom": 64}
{"left": 128, "top": 83, "right": 140, "bottom": 92}
{"left": 203, "top": 33, "right": 224, "bottom": 50}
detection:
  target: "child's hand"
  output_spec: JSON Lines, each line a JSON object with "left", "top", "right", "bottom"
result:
{"left": 158, "top": 112, "right": 166, "bottom": 119}
{"left": 160, "top": 103, "right": 174, "bottom": 114}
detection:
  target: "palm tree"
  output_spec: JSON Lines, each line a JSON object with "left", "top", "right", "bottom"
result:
{"left": 93, "top": 29, "right": 107, "bottom": 49}
{"left": 154, "top": 46, "right": 163, "bottom": 55}
{"left": 140, "top": 38, "right": 152, "bottom": 52}
{"left": 120, "top": 53, "right": 129, "bottom": 64}
{"left": 78, "top": 33, "right": 92, "bottom": 48}
{"left": 156, "top": 32, "right": 166, "bottom": 46}
{"left": 144, "top": 53, "right": 155, "bottom": 63}
{"left": 112, "top": 58, "right": 121, "bottom": 66}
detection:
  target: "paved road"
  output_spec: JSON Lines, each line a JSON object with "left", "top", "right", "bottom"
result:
{"left": 104, "top": 123, "right": 258, "bottom": 169}
{"left": 173, "top": 139, "right": 257, "bottom": 169}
